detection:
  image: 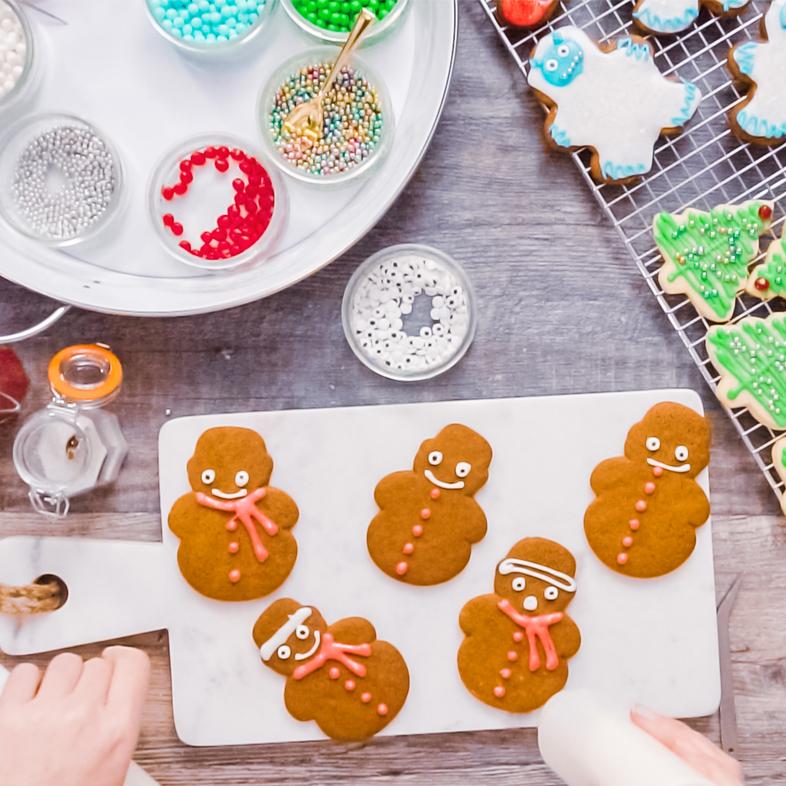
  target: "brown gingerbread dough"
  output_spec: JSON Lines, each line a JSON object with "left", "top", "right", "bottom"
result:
{"left": 168, "top": 427, "right": 299, "bottom": 601}
{"left": 458, "top": 537, "right": 581, "bottom": 713}
{"left": 584, "top": 402, "right": 711, "bottom": 578}
{"left": 253, "top": 598, "right": 410, "bottom": 742}
{"left": 366, "top": 423, "right": 493, "bottom": 586}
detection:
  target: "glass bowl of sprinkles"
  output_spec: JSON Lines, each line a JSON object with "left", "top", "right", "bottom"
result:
{"left": 259, "top": 47, "right": 394, "bottom": 186}
{"left": 144, "top": 0, "right": 277, "bottom": 56}
{"left": 281, "top": 0, "right": 410, "bottom": 44}
{"left": 149, "top": 134, "right": 288, "bottom": 272}
{"left": 0, "top": 0, "right": 40, "bottom": 115}
{"left": 342, "top": 244, "right": 478, "bottom": 382}
{"left": 0, "top": 113, "right": 125, "bottom": 248}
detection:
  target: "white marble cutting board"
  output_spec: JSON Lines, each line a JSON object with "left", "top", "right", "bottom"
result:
{"left": 0, "top": 389, "right": 720, "bottom": 746}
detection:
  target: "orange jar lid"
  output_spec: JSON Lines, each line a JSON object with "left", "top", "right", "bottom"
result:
{"left": 47, "top": 344, "right": 122, "bottom": 406}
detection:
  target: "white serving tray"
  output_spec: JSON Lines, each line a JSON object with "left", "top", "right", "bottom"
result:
{"left": 0, "top": 0, "right": 456, "bottom": 316}
{"left": 0, "top": 389, "right": 720, "bottom": 746}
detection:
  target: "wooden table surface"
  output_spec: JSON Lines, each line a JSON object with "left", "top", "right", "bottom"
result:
{"left": 1, "top": 1, "right": 784, "bottom": 783}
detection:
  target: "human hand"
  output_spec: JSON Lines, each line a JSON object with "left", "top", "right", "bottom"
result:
{"left": 0, "top": 646, "right": 150, "bottom": 786}
{"left": 632, "top": 705, "right": 744, "bottom": 786}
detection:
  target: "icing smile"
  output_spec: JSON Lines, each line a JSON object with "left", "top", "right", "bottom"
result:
{"left": 424, "top": 469, "right": 465, "bottom": 490}
{"left": 646, "top": 458, "right": 690, "bottom": 473}
{"left": 294, "top": 630, "right": 321, "bottom": 661}
{"left": 211, "top": 488, "right": 248, "bottom": 500}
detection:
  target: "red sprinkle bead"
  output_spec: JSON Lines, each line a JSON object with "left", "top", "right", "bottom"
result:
{"left": 759, "top": 204, "right": 773, "bottom": 221}
{"left": 755, "top": 276, "right": 771, "bottom": 291}
{"left": 215, "top": 159, "right": 229, "bottom": 173}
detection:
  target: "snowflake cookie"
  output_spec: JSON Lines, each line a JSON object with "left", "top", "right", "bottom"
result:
{"left": 527, "top": 28, "right": 702, "bottom": 184}
{"left": 728, "top": 0, "right": 786, "bottom": 145}
{"left": 633, "top": 0, "right": 750, "bottom": 36}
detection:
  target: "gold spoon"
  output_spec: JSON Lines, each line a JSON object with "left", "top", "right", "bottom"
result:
{"left": 284, "top": 8, "right": 376, "bottom": 139}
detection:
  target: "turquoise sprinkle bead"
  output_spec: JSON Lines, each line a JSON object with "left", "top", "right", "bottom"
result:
{"left": 148, "top": 0, "right": 267, "bottom": 46}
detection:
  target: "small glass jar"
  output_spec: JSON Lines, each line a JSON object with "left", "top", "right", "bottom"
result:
{"left": 342, "top": 244, "right": 477, "bottom": 382}
{"left": 148, "top": 134, "right": 288, "bottom": 272}
{"left": 258, "top": 47, "right": 395, "bottom": 187}
{"left": 281, "top": 0, "right": 410, "bottom": 44}
{"left": 13, "top": 345, "right": 128, "bottom": 518}
{"left": 0, "top": 0, "right": 41, "bottom": 117}
{"left": 144, "top": 0, "right": 278, "bottom": 57}
{"left": 0, "top": 113, "right": 125, "bottom": 248}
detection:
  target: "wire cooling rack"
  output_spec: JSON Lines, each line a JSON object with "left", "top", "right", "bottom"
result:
{"left": 479, "top": 0, "right": 786, "bottom": 505}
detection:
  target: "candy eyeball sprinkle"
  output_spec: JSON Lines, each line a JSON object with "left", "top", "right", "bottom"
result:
{"left": 645, "top": 436, "right": 661, "bottom": 452}
{"left": 455, "top": 461, "right": 471, "bottom": 478}
{"left": 545, "top": 59, "right": 559, "bottom": 72}
{"left": 675, "top": 445, "right": 689, "bottom": 462}
{"left": 428, "top": 450, "right": 443, "bottom": 466}
{"left": 512, "top": 577, "right": 526, "bottom": 592}
{"left": 544, "top": 587, "right": 559, "bottom": 601}
{"left": 557, "top": 44, "right": 570, "bottom": 56}
{"left": 295, "top": 624, "right": 309, "bottom": 640}
{"left": 235, "top": 470, "right": 249, "bottom": 487}
{"left": 277, "top": 645, "right": 291, "bottom": 660}
{"left": 201, "top": 468, "right": 216, "bottom": 485}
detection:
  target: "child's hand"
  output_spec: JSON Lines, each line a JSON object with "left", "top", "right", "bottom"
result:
{"left": 0, "top": 646, "right": 150, "bottom": 786}
{"left": 632, "top": 705, "right": 744, "bottom": 786}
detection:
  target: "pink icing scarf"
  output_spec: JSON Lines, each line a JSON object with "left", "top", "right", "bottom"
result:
{"left": 497, "top": 598, "right": 564, "bottom": 672}
{"left": 292, "top": 632, "right": 372, "bottom": 681}
{"left": 195, "top": 487, "right": 278, "bottom": 562}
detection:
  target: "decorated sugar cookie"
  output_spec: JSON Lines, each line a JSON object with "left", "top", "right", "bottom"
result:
{"left": 458, "top": 538, "right": 581, "bottom": 713}
{"left": 584, "top": 402, "right": 711, "bottom": 578}
{"left": 747, "top": 227, "right": 786, "bottom": 301}
{"left": 168, "top": 427, "right": 299, "bottom": 601}
{"left": 527, "top": 28, "right": 701, "bottom": 184}
{"left": 707, "top": 314, "right": 786, "bottom": 429}
{"left": 654, "top": 200, "right": 774, "bottom": 322}
{"left": 496, "top": 0, "right": 560, "bottom": 29}
{"left": 771, "top": 437, "right": 786, "bottom": 515}
{"left": 253, "top": 599, "right": 410, "bottom": 741}
{"left": 728, "top": 0, "right": 786, "bottom": 146}
{"left": 633, "top": 0, "right": 749, "bottom": 36}
{"left": 366, "top": 423, "right": 493, "bottom": 585}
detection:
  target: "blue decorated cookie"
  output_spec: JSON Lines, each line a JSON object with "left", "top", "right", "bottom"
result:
{"left": 633, "top": 0, "right": 750, "bottom": 36}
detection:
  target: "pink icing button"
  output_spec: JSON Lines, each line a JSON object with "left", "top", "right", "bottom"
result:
{"left": 617, "top": 553, "right": 629, "bottom": 566}
{"left": 420, "top": 508, "right": 431, "bottom": 520}
{"left": 507, "top": 650, "right": 518, "bottom": 662}
{"left": 430, "top": 488, "right": 441, "bottom": 500}
{"left": 652, "top": 466, "right": 664, "bottom": 477}
{"left": 226, "top": 520, "right": 238, "bottom": 532}
{"left": 644, "top": 482, "right": 656, "bottom": 495}
{"left": 395, "top": 561, "right": 409, "bottom": 576}
{"left": 500, "top": 668, "right": 511, "bottom": 680}
{"left": 329, "top": 667, "right": 340, "bottom": 680}
{"left": 512, "top": 630, "right": 524, "bottom": 642}
{"left": 361, "top": 692, "right": 372, "bottom": 704}
{"left": 228, "top": 541, "right": 239, "bottom": 554}
{"left": 493, "top": 686, "right": 506, "bottom": 698}
{"left": 228, "top": 569, "right": 241, "bottom": 583}
{"left": 412, "top": 525, "right": 424, "bottom": 538}
{"left": 629, "top": 519, "right": 640, "bottom": 531}
{"left": 622, "top": 536, "right": 633, "bottom": 548}
{"left": 344, "top": 680, "right": 356, "bottom": 692}
{"left": 402, "top": 543, "right": 414, "bottom": 555}
{"left": 635, "top": 500, "right": 647, "bottom": 512}
{"left": 377, "top": 703, "right": 389, "bottom": 717}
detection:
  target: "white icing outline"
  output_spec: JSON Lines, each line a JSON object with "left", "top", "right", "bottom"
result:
{"left": 424, "top": 468, "right": 465, "bottom": 490}
{"left": 646, "top": 457, "right": 690, "bottom": 473}
{"left": 212, "top": 488, "right": 248, "bottom": 500}
{"left": 498, "top": 558, "right": 577, "bottom": 592}
{"left": 294, "top": 630, "right": 321, "bottom": 661}
{"left": 260, "top": 606, "right": 313, "bottom": 661}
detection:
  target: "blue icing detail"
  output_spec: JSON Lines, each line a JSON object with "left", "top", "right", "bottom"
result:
{"left": 632, "top": 4, "right": 698, "bottom": 33}
{"left": 549, "top": 124, "right": 572, "bottom": 147}
{"left": 721, "top": 0, "right": 748, "bottom": 10}
{"left": 532, "top": 32, "right": 585, "bottom": 87}
{"left": 780, "top": 2, "right": 786, "bottom": 28}
{"left": 733, "top": 41, "right": 757, "bottom": 75}
{"left": 737, "top": 110, "right": 786, "bottom": 139}
{"left": 601, "top": 161, "right": 649, "bottom": 181}
{"left": 617, "top": 36, "right": 652, "bottom": 61}
{"left": 670, "top": 81, "right": 701, "bottom": 126}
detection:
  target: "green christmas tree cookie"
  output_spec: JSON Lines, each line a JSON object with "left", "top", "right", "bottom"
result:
{"left": 654, "top": 200, "right": 774, "bottom": 322}
{"left": 707, "top": 313, "right": 786, "bottom": 429}
{"left": 746, "top": 230, "right": 786, "bottom": 302}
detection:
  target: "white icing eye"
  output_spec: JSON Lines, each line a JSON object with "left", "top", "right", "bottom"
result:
{"left": 557, "top": 44, "right": 570, "bottom": 56}
{"left": 544, "top": 587, "right": 559, "bottom": 601}
{"left": 428, "top": 451, "right": 443, "bottom": 466}
{"left": 675, "top": 445, "right": 689, "bottom": 462}
{"left": 276, "top": 645, "right": 291, "bottom": 660}
{"left": 455, "top": 461, "right": 471, "bottom": 478}
{"left": 201, "top": 469, "right": 216, "bottom": 485}
{"left": 545, "top": 59, "right": 559, "bottom": 72}
{"left": 295, "top": 625, "right": 309, "bottom": 640}
{"left": 235, "top": 470, "right": 249, "bottom": 487}
{"left": 645, "top": 437, "right": 660, "bottom": 452}
{"left": 512, "top": 577, "right": 526, "bottom": 592}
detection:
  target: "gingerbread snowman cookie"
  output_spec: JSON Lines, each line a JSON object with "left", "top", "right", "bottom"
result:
{"left": 253, "top": 599, "right": 410, "bottom": 742}
{"left": 168, "top": 427, "right": 299, "bottom": 601}
{"left": 458, "top": 538, "right": 581, "bottom": 713}
{"left": 584, "top": 402, "right": 711, "bottom": 578}
{"left": 366, "top": 423, "right": 493, "bottom": 585}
